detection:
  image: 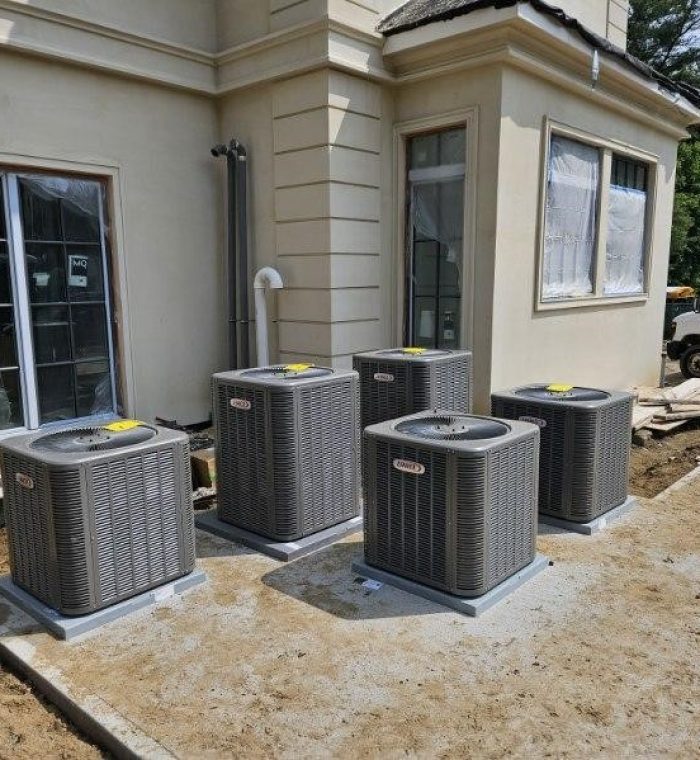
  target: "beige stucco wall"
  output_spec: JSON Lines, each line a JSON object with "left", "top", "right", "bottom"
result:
{"left": 8, "top": 0, "right": 218, "bottom": 50}
{"left": 553, "top": 0, "right": 629, "bottom": 48}
{"left": 0, "top": 49, "right": 223, "bottom": 425}
{"left": 490, "top": 65, "right": 676, "bottom": 396}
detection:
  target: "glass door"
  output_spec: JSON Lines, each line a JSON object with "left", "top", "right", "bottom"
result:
{"left": 405, "top": 127, "right": 466, "bottom": 349}
{"left": 0, "top": 172, "right": 117, "bottom": 431}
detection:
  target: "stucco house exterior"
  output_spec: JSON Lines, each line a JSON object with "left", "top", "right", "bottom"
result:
{"left": 0, "top": 0, "right": 697, "bottom": 432}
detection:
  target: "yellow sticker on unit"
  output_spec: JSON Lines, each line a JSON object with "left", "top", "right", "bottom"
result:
{"left": 403, "top": 347, "right": 427, "bottom": 355}
{"left": 284, "top": 363, "right": 313, "bottom": 372}
{"left": 547, "top": 384, "right": 574, "bottom": 393}
{"left": 103, "top": 420, "right": 143, "bottom": 432}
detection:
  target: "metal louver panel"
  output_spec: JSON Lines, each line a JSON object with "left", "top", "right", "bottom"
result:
{"left": 51, "top": 469, "right": 91, "bottom": 613}
{"left": 433, "top": 355, "right": 473, "bottom": 414}
{"left": 298, "top": 378, "right": 358, "bottom": 535}
{"left": 365, "top": 440, "right": 448, "bottom": 590}
{"left": 354, "top": 358, "right": 411, "bottom": 429}
{"left": 1, "top": 455, "right": 59, "bottom": 608}
{"left": 90, "top": 450, "right": 186, "bottom": 608}
{"left": 216, "top": 382, "right": 272, "bottom": 533}
{"left": 271, "top": 389, "right": 300, "bottom": 538}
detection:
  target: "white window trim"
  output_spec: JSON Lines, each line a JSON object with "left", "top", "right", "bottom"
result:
{"left": 535, "top": 119, "right": 659, "bottom": 312}
{"left": 0, "top": 161, "right": 126, "bottom": 438}
{"left": 393, "top": 107, "right": 478, "bottom": 348}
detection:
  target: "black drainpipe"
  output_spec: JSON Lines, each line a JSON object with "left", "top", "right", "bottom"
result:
{"left": 211, "top": 139, "right": 250, "bottom": 369}
{"left": 235, "top": 142, "right": 250, "bottom": 367}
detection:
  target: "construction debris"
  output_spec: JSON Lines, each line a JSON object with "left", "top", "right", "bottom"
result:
{"left": 632, "top": 379, "right": 700, "bottom": 435}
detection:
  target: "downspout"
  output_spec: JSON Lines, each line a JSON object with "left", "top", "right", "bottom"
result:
{"left": 235, "top": 142, "right": 250, "bottom": 367}
{"left": 211, "top": 139, "right": 250, "bottom": 369}
{"left": 253, "top": 267, "right": 283, "bottom": 367}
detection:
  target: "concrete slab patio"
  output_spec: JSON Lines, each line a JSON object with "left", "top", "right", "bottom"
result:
{"left": 0, "top": 475, "right": 698, "bottom": 758}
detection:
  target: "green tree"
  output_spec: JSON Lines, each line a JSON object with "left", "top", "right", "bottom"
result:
{"left": 628, "top": 0, "right": 700, "bottom": 289}
{"left": 628, "top": 0, "right": 700, "bottom": 85}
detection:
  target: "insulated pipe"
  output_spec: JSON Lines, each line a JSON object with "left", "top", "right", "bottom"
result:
{"left": 235, "top": 142, "right": 250, "bottom": 367}
{"left": 211, "top": 140, "right": 239, "bottom": 369}
{"left": 253, "top": 267, "right": 284, "bottom": 367}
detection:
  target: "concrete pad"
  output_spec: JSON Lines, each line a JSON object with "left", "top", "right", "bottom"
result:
{"left": 195, "top": 510, "right": 362, "bottom": 561}
{"left": 0, "top": 569, "right": 207, "bottom": 640}
{"left": 538, "top": 496, "right": 639, "bottom": 535}
{"left": 351, "top": 554, "right": 549, "bottom": 617}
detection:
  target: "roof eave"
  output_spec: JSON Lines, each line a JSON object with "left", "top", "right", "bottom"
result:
{"left": 382, "top": 4, "right": 700, "bottom": 130}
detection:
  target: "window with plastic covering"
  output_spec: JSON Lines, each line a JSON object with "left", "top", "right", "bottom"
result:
{"left": 540, "top": 129, "right": 653, "bottom": 306}
{"left": 0, "top": 172, "right": 117, "bottom": 430}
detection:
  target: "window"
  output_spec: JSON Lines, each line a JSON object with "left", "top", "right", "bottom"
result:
{"left": 405, "top": 127, "right": 466, "bottom": 348}
{"left": 0, "top": 172, "right": 117, "bottom": 432}
{"left": 540, "top": 129, "right": 653, "bottom": 305}
{"left": 605, "top": 155, "right": 649, "bottom": 295}
{"left": 543, "top": 135, "right": 600, "bottom": 299}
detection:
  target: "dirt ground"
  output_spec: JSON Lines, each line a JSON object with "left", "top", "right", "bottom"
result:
{"left": 629, "top": 422, "right": 700, "bottom": 498}
{"left": 0, "top": 530, "right": 103, "bottom": 759}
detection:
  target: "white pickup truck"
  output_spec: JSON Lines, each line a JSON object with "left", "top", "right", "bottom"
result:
{"left": 667, "top": 299, "right": 700, "bottom": 378}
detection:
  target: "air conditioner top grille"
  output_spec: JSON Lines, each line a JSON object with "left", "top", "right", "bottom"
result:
{"left": 31, "top": 425, "right": 157, "bottom": 453}
{"left": 241, "top": 365, "right": 333, "bottom": 380}
{"left": 394, "top": 415, "right": 509, "bottom": 441}
{"left": 515, "top": 385, "right": 610, "bottom": 402}
{"left": 376, "top": 348, "right": 452, "bottom": 358}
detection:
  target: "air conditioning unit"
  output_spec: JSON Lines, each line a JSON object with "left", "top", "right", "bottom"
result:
{"left": 213, "top": 364, "right": 360, "bottom": 541}
{"left": 353, "top": 348, "right": 473, "bottom": 430}
{"left": 362, "top": 411, "right": 539, "bottom": 597}
{"left": 491, "top": 385, "right": 633, "bottom": 522}
{"left": 0, "top": 422, "right": 195, "bottom": 616}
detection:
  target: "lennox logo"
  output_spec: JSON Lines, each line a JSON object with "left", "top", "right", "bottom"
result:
{"left": 230, "top": 398, "right": 251, "bottom": 411}
{"left": 15, "top": 473, "right": 34, "bottom": 490}
{"left": 374, "top": 372, "right": 395, "bottom": 383}
{"left": 393, "top": 459, "right": 425, "bottom": 476}
{"left": 520, "top": 415, "right": 547, "bottom": 429}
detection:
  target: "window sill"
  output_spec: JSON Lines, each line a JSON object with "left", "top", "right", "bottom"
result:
{"left": 536, "top": 293, "right": 649, "bottom": 312}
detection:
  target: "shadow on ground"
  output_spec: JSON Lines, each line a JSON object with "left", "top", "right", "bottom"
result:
{"left": 194, "top": 529, "right": 259, "bottom": 559}
{"left": 262, "top": 540, "right": 444, "bottom": 621}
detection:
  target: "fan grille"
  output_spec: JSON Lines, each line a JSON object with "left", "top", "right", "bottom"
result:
{"left": 31, "top": 426, "right": 156, "bottom": 453}
{"left": 395, "top": 415, "right": 509, "bottom": 441}
{"left": 377, "top": 348, "right": 452, "bottom": 358}
{"left": 515, "top": 386, "right": 610, "bottom": 402}
{"left": 242, "top": 365, "right": 332, "bottom": 380}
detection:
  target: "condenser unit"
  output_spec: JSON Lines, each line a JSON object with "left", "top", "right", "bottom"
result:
{"left": 491, "top": 385, "right": 633, "bottom": 522}
{"left": 362, "top": 411, "right": 539, "bottom": 597}
{"left": 353, "top": 348, "right": 473, "bottom": 430}
{"left": 0, "top": 422, "right": 195, "bottom": 616}
{"left": 213, "top": 364, "right": 360, "bottom": 541}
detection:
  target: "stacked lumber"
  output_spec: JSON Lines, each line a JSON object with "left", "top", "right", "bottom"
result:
{"left": 632, "top": 379, "right": 700, "bottom": 434}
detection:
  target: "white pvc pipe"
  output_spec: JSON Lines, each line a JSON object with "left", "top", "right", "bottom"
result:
{"left": 253, "top": 267, "right": 284, "bottom": 366}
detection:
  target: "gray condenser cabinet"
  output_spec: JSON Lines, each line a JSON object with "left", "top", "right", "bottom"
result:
{"left": 0, "top": 423, "right": 195, "bottom": 616}
{"left": 214, "top": 365, "right": 360, "bottom": 541}
{"left": 363, "top": 411, "right": 539, "bottom": 597}
{"left": 491, "top": 385, "right": 633, "bottom": 522}
{"left": 353, "top": 348, "right": 473, "bottom": 430}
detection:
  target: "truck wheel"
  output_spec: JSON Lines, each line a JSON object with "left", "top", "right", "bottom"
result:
{"left": 680, "top": 345, "right": 700, "bottom": 379}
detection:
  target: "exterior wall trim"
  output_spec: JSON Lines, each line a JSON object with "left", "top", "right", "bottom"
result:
{"left": 393, "top": 108, "right": 479, "bottom": 349}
